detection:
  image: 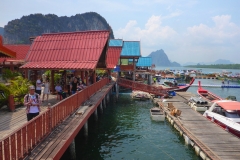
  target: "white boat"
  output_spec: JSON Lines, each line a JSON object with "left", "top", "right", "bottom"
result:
{"left": 150, "top": 107, "right": 165, "bottom": 121}
{"left": 203, "top": 100, "right": 240, "bottom": 138}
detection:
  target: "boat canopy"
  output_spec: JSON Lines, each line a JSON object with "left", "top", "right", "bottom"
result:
{"left": 217, "top": 101, "right": 240, "bottom": 110}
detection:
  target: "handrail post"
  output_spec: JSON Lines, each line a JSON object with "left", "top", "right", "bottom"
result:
{"left": 48, "top": 103, "right": 52, "bottom": 131}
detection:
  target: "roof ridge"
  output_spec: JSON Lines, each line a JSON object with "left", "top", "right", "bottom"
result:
{"left": 42, "top": 30, "right": 110, "bottom": 36}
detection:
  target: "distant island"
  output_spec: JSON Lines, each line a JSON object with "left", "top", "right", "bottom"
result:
{"left": 185, "top": 64, "right": 240, "bottom": 69}
{"left": 147, "top": 49, "right": 181, "bottom": 67}
{"left": 2, "top": 12, "right": 114, "bottom": 44}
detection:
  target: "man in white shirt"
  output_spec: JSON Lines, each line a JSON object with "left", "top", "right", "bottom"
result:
{"left": 24, "top": 85, "right": 41, "bottom": 121}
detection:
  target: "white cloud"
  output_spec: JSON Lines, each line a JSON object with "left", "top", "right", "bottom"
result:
{"left": 175, "top": 15, "right": 240, "bottom": 63}
{"left": 115, "top": 15, "right": 177, "bottom": 51}
{"left": 115, "top": 14, "right": 240, "bottom": 64}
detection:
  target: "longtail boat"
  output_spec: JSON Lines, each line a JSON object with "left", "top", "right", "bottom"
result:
{"left": 197, "top": 81, "right": 222, "bottom": 101}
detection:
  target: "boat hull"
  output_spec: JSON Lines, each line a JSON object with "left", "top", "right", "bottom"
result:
{"left": 204, "top": 113, "right": 240, "bottom": 138}
{"left": 169, "top": 78, "right": 195, "bottom": 92}
{"left": 197, "top": 81, "right": 222, "bottom": 102}
{"left": 150, "top": 108, "right": 165, "bottom": 121}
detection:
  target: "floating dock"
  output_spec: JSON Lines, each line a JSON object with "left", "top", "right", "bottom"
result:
{"left": 179, "top": 84, "right": 240, "bottom": 88}
{"left": 156, "top": 92, "right": 240, "bottom": 160}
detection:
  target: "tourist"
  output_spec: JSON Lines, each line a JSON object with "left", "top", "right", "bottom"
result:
{"left": 42, "top": 78, "right": 50, "bottom": 102}
{"left": 227, "top": 79, "right": 230, "bottom": 85}
{"left": 222, "top": 80, "right": 225, "bottom": 86}
{"left": 78, "top": 80, "right": 86, "bottom": 91}
{"left": 24, "top": 85, "right": 41, "bottom": 121}
{"left": 70, "top": 78, "right": 80, "bottom": 94}
{"left": 55, "top": 83, "right": 66, "bottom": 99}
{"left": 173, "top": 79, "right": 178, "bottom": 86}
{"left": 36, "top": 75, "right": 42, "bottom": 95}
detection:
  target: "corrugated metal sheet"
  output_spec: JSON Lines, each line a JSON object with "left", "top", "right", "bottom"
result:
{"left": 106, "top": 47, "right": 122, "bottom": 69}
{"left": 136, "top": 57, "right": 152, "bottom": 67}
{"left": 0, "top": 45, "right": 16, "bottom": 58}
{"left": 0, "top": 45, "right": 30, "bottom": 62}
{"left": 21, "top": 61, "right": 96, "bottom": 70}
{"left": 121, "top": 41, "right": 141, "bottom": 57}
{"left": 109, "top": 39, "right": 123, "bottom": 47}
{"left": 21, "top": 30, "right": 109, "bottom": 70}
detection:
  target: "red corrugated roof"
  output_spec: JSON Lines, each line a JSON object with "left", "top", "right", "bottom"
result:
{"left": 21, "top": 61, "right": 96, "bottom": 70}
{"left": 21, "top": 30, "right": 110, "bottom": 70}
{"left": 0, "top": 35, "right": 16, "bottom": 58}
{"left": 0, "top": 45, "right": 30, "bottom": 62}
{"left": 216, "top": 101, "right": 240, "bottom": 110}
{"left": 106, "top": 47, "right": 122, "bottom": 69}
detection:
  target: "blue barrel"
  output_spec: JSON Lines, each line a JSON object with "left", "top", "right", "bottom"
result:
{"left": 169, "top": 91, "right": 176, "bottom": 96}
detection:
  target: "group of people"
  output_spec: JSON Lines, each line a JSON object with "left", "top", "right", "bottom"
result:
{"left": 222, "top": 79, "right": 230, "bottom": 86}
{"left": 70, "top": 77, "right": 87, "bottom": 94}
{"left": 24, "top": 74, "right": 88, "bottom": 121}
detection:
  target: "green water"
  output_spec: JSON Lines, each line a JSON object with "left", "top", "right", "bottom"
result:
{"left": 70, "top": 94, "right": 201, "bottom": 160}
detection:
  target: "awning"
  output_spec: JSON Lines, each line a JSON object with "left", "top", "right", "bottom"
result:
{"left": 20, "top": 61, "right": 97, "bottom": 70}
{"left": 0, "top": 45, "right": 16, "bottom": 58}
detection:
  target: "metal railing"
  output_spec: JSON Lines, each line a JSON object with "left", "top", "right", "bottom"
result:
{"left": 0, "top": 78, "right": 109, "bottom": 160}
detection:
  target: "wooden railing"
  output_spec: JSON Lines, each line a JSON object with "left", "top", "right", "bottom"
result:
{"left": 0, "top": 78, "right": 109, "bottom": 160}
{"left": 120, "top": 65, "right": 134, "bottom": 71}
{"left": 117, "top": 78, "right": 172, "bottom": 96}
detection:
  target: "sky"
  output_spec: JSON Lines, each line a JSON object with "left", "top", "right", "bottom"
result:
{"left": 1, "top": 0, "right": 240, "bottom": 65}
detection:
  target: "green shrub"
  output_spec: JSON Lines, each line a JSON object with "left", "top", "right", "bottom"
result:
{"left": 0, "top": 83, "right": 10, "bottom": 108}
{"left": 9, "top": 76, "right": 33, "bottom": 105}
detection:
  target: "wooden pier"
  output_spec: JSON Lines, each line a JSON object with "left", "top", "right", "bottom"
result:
{"left": 25, "top": 81, "right": 115, "bottom": 160}
{"left": 157, "top": 92, "right": 240, "bottom": 160}
{"left": 0, "top": 78, "right": 115, "bottom": 160}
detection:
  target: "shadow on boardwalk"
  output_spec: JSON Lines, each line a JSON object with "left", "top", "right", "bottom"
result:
{"left": 0, "top": 93, "right": 61, "bottom": 140}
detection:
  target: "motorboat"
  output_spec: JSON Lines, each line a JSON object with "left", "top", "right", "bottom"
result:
{"left": 203, "top": 100, "right": 240, "bottom": 138}
{"left": 197, "top": 81, "right": 222, "bottom": 101}
{"left": 150, "top": 107, "right": 165, "bottom": 121}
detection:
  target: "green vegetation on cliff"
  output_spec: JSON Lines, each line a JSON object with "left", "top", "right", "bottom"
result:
{"left": 185, "top": 64, "right": 240, "bottom": 69}
{"left": 3, "top": 12, "right": 114, "bottom": 44}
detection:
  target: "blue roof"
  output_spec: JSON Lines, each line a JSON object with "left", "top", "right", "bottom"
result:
{"left": 109, "top": 39, "right": 123, "bottom": 47}
{"left": 121, "top": 41, "right": 141, "bottom": 57}
{"left": 136, "top": 57, "right": 152, "bottom": 67}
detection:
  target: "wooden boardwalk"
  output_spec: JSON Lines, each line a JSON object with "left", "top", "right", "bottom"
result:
{"left": 0, "top": 94, "right": 60, "bottom": 140}
{"left": 25, "top": 82, "right": 114, "bottom": 160}
{"left": 158, "top": 92, "right": 240, "bottom": 160}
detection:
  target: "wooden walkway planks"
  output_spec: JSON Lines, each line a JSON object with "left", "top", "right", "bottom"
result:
{"left": 0, "top": 104, "right": 51, "bottom": 140}
{"left": 27, "top": 82, "right": 115, "bottom": 160}
{"left": 159, "top": 92, "right": 240, "bottom": 160}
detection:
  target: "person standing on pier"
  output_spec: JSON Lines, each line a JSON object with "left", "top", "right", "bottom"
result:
{"left": 36, "top": 75, "right": 42, "bottom": 96}
{"left": 70, "top": 77, "right": 80, "bottom": 94}
{"left": 222, "top": 80, "right": 225, "bottom": 86}
{"left": 42, "top": 78, "right": 50, "bottom": 102}
{"left": 24, "top": 85, "right": 41, "bottom": 121}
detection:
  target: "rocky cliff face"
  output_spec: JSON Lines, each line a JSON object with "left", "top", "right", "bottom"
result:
{"left": 148, "top": 49, "right": 181, "bottom": 67}
{"left": 3, "top": 12, "right": 114, "bottom": 44}
{"left": 0, "top": 27, "right": 3, "bottom": 36}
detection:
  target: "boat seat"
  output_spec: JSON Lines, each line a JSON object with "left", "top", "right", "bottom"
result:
{"left": 152, "top": 112, "right": 163, "bottom": 115}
